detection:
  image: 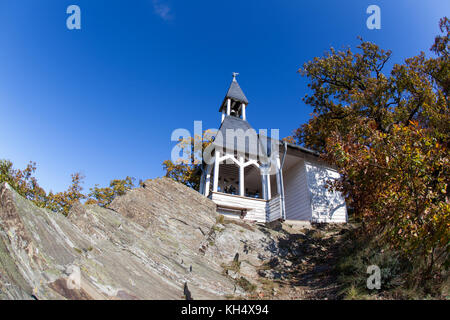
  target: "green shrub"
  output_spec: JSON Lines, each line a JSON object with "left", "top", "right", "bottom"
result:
{"left": 335, "top": 229, "right": 417, "bottom": 299}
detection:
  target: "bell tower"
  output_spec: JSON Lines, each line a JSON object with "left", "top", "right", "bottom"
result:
{"left": 219, "top": 73, "right": 249, "bottom": 122}
{"left": 200, "top": 73, "right": 273, "bottom": 201}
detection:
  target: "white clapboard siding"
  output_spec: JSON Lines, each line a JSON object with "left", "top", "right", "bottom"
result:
{"left": 267, "top": 194, "right": 281, "bottom": 222}
{"left": 305, "top": 161, "right": 347, "bottom": 223}
{"left": 211, "top": 192, "right": 267, "bottom": 222}
{"left": 283, "top": 159, "right": 312, "bottom": 221}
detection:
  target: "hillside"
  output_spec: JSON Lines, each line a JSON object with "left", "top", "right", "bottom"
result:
{"left": 0, "top": 178, "right": 277, "bottom": 299}
{"left": 0, "top": 177, "right": 351, "bottom": 300}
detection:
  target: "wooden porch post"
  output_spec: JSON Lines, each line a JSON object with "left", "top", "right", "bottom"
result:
{"left": 199, "top": 169, "right": 205, "bottom": 195}
{"left": 275, "top": 157, "right": 282, "bottom": 196}
{"left": 261, "top": 173, "right": 268, "bottom": 200}
{"left": 239, "top": 156, "right": 245, "bottom": 196}
{"left": 213, "top": 150, "right": 220, "bottom": 192}
{"left": 204, "top": 164, "right": 212, "bottom": 197}
{"left": 276, "top": 156, "right": 286, "bottom": 220}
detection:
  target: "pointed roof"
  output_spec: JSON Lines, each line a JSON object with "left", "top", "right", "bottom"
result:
{"left": 225, "top": 77, "right": 248, "bottom": 104}
{"left": 219, "top": 74, "right": 249, "bottom": 112}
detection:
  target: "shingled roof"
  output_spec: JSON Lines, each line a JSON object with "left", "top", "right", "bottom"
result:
{"left": 219, "top": 78, "right": 249, "bottom": 112}
{"left": 225, "top": 78, "right": 248, "bottom": 104}
{"left": 218, "top": 114, "right": 253, "bottom": 132}
{"left": 213, "top": 115, "right": 265, "bottom": 156}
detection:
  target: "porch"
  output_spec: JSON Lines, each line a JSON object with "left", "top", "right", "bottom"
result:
{"left": 210, "top": 191, "right": 281, "bottom": 222}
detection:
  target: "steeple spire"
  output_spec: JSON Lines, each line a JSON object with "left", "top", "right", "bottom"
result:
{"left": 219, "top": 73, "right": 248, "bottom": 121}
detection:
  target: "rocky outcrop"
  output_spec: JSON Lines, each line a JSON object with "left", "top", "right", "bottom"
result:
{"left": 0, "top": 178, "right": 287, "bottom": 300}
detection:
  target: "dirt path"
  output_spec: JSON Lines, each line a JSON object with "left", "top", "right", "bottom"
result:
{"left": 250, "top": 223, "right": 352, "bottom": 300}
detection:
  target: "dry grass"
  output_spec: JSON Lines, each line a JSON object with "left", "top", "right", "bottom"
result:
{"left": 222, "top": 217, "right": 255, "bottom": 231}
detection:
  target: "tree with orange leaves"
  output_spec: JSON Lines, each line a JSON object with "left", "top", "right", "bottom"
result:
{"left": 296, "top": 18, "right": 449, "bottom": 281}
{"left": 0, "top": 160, "right": 87, "bottom": 215}
{"left": 163, "top": 129, "right": 215, "bottom": 190}
{"left": 46, "top": 173, "right": 86, "bottom": 215}
{"left": 0, "top": 160, "right": 47, "bottom": 207}
{"left": 86, "top": 176, "right": 135, "bottom": 208}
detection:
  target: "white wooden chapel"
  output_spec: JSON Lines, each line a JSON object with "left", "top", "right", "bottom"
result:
{"left": 199, "top": 74, "right": 347, "bottom": 223}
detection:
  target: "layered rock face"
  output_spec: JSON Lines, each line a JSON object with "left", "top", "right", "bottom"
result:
{"left": 0, "top": 178, "right": 285, "bottom": 300}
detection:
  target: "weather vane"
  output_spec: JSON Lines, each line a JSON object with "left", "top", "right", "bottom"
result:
{"left": 232, "top": 72, "right": 239, "bottom": 80}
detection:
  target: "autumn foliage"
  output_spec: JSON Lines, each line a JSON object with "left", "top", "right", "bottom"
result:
{"left": 0, "top": 159, "right": 136, "bottom": 214}
{"left": 163, "top": 130, "right": 215, "bottom": 190}
{"left": 46, "top": 173, "right": 86, "bottom": 215}
{"left": 86, "top": 176, "right": 135, "bottom": 208}
{"left": 0, "top": 160, "right": 48, "bottom": 207}
{"left": 296, "top": 18, "right": 449, "bottom": 282}
{"left": 327, "top": 122, "right": 448, "bottom": 274}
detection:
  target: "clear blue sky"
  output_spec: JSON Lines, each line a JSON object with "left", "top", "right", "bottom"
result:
{"left": 0, "top": 1, "right": 448, "bottom": 193}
